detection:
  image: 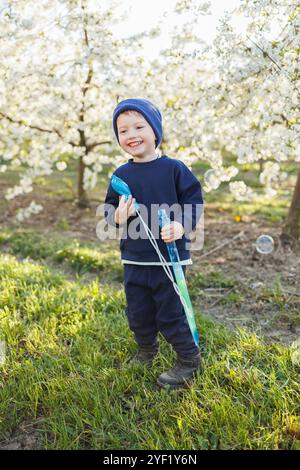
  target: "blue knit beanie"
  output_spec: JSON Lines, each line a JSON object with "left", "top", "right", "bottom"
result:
{"left": 112, "top": 98, "right": 163, "bottom": 148}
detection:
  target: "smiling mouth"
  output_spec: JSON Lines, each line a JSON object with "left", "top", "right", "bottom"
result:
{"left": 128, "top": 141, "right": 143, "bottom": 148}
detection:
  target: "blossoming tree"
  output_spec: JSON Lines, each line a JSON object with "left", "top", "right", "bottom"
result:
{"left": 167, "top": 0, "right": 299, "bottom": 243}
{"left": 0, "top": 0, "right": 161, "bottom": 219}
{"left": 1, "top": 0, "right": 299, "bottom": 246}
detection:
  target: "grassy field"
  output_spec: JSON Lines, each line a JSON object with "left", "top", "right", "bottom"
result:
{"left": 0, "top": 229, "right": 299, "bottom": 450}
{"left": 0, "top": 155, "right": 299, "bottom": 449}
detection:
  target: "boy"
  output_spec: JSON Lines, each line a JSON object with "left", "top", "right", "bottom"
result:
{"left": 104, "top": 98, "right": 204, "bottom": 389}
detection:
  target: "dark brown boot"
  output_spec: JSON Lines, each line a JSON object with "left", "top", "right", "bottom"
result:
{"left": 128, "top": 341, "right": 159, "bottom": 365}
{"left": 157, "top": 352, "right": 201, "bottom": 389}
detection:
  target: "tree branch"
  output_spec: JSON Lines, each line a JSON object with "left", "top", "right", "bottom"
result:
{"left": 246, "top": 35, "right": 281, "bottom": 71}
{"left": 86, "top": 140, "right": 112, "bottom": 152}
{"left": 0, "top": 110, "right": 79, "bottom": 147}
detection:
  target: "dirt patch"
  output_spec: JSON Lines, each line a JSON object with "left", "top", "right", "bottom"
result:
{"left": 0, "top": 190, "right": 99, "bottom": 242}
{"left": 0, "top": 419, "right": 43, "bottom": 450}
{"left": 190, "top": 213, "right": 300, "bottom": 345}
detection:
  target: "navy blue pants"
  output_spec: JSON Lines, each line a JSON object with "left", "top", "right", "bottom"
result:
{"left": 123, "top": 264, "right": 199, "bottom": 357}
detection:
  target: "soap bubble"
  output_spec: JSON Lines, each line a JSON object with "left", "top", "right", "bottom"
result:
{"left": 255, "top": 234, "right": 274, "bottom": 254}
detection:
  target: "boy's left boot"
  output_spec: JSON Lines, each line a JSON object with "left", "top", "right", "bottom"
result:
{"left": 128, "top": 341, "right": 159, "bottom": 365}
{"left": 157, "top": 352, "right": 201, "bottom": 389}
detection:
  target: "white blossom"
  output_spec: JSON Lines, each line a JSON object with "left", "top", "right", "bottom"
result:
{"left": 56, "top": 161, "right": 67, "bottom": 171}
{"left": 16, "top": 200, "right": 43, "bottom": 222}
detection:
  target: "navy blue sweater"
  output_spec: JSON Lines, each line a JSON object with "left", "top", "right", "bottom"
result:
{"left": 103, "top": 155, "right": 203, "bottom": 264}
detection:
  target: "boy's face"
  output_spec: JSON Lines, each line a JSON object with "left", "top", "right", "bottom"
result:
{"left": 116, "top": 111, "right": 156, "bottom": 159}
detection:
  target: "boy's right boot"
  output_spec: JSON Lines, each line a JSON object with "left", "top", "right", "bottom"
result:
{"left": 128, "top": 340, "right": 159, "bottom": 365}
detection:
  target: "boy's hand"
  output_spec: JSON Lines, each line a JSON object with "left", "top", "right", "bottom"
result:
{"left": 115, "top": 195, "right": 136, "bottom": 225}
{"left": 161, "top": 222, "right": 185, "bottom": 243}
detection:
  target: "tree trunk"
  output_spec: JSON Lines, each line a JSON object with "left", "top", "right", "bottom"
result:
{"left": 77, "top": 153, "right": 90, "bottom": 208}
{"left": 280, "top": 168, "right": 300, "bottom": 247}
{"left": 76, "top": 21, "right": 93, "bottom": 209}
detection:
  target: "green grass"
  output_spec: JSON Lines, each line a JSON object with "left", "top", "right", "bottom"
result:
{"left": 189, "top": 271, "right": 248, "bottom": 307}
{"left": 1, "top": 149, "right": 299, "bottom": 449}
{"left": 256, "top": 275, "right": 300, "bottom": 328}
{"left": 189, "top": 271, "right": 236, "bottom": 291}
{"left": 0, "top": 235, "right": 299, "bottom": 449}
{"left": 0, "top": 228, "right": 123, "bottom": 282}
